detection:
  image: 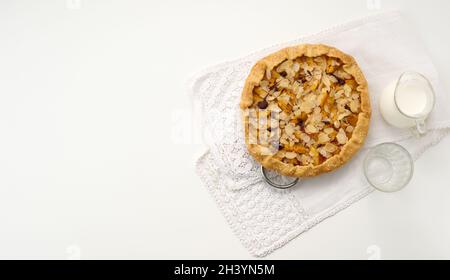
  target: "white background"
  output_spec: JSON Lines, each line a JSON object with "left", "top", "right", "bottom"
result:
{"left": 0, "top": 0, "right": 449, "bottom": 259}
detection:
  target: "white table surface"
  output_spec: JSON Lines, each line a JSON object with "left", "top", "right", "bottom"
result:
{"left": 1, "top": 0, "right": 449, "bottom": 259}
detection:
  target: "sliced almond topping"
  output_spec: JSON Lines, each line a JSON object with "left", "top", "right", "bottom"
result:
{"left": 318, "top": 147, "right": 330, "bottom": 158}
{"left": 293, "top": 108, "right": 302, "bottom": 118}
{"left": 305, "top": 124, "right": 319, "bottom": 134}
{"left": 293, "top": 81, "right": 303, "bottom": 97}
{"left": 343, "top": 84, "right": 352, "bottom": 97}
{"left": 337, "top": 109, "right": 351, "bottom": 121}
{"left": 276, "top": 60, "right": 293, "bottom": 73}
{"left": 324, "top": 143, "right": 338, "bottom": 153}
{"left": 266, "top": 95, "right": 276, "bottom": 101}
{"left": 279, "top": 111, "right": 289, "bottom": 121}
{"left": 334, "top": 69, "right": 352, "bottom": 80}
{"left": 328, "top": 73, "right": 338, "bottom": 83}
{"left": 313, "top": 107, "right": 321, "bottom": 115}
{"left": 288, "top": 139, "right": 295, "bottom": 146}
{"left": 265, "top": 68, "right": 272, "bottom": 80}
{"left": 300, "top": 154, "right": 312, "bottom": 165}
{"left": 346, "top": 125, "right": 354, "bottom": 133}
{"left": 300, "top": 100, "right": 314, "bottom": 114}
{"left": 317, "top": 132, "right": 330, "bottom": 144}
{"left": 277, "top": 78, "right": 290, "bottom": 89}
{"left": 322, "top": 74, "right": 331, "bottom": 88}
{"left": 334, "top": 120, "right": 341, "bottom": 129}
{"left": 277, "top": 93, "right": 290, "bottom": 103}
{"left": 349, "top": 99, "right": 360, "bottom": 113}
{"left": 285, "top": 123, "right": 295, "bottom": 136}
{"left": 300, "top": 133, "right": 311, "bottom": 143}
{"left": 336, "top": 128, "right": 348, "bottom": 145}
{"left": 324, "top": 127, "right": 335, "bottom": 134}
{"left": 334, "top": 89, "right": 344, "bottom": 99}
{"left": 285, "top": 151, "right": 297, "bottom": 159}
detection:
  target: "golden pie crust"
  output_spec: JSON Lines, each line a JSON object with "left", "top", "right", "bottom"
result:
{"left": 240, "top": 44, "right": 371, "bottom": 178}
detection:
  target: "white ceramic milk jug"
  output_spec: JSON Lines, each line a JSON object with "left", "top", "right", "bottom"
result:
{"left": 379, "top": 72, "right": 435, "bottom": 135}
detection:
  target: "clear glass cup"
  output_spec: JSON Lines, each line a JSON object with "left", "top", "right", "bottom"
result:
{"left": 363, "top": 143, "right": 414, "bottom": 192}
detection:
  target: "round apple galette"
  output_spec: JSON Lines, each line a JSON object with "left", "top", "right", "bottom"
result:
{"left": 240, "top": 44, "right": 371, "bottom": 177}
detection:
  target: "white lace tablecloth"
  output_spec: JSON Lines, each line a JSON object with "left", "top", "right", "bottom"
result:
{"left": 188, "top": 11, "right": 450, "bottom": 257}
